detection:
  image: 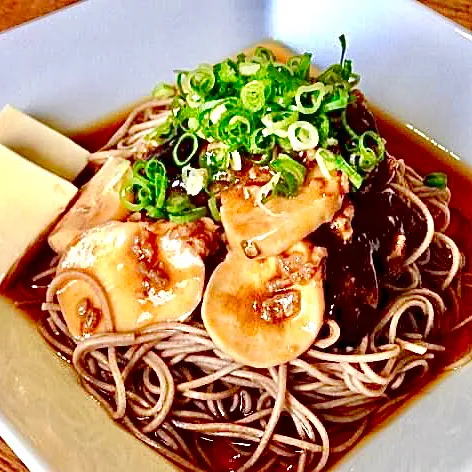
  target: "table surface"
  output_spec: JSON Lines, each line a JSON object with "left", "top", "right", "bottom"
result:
{"left": 0, "top": 0, "right": 470, "bottom": 470}
{"left": 0, "top": 0, "right": 471, "bottom": 32}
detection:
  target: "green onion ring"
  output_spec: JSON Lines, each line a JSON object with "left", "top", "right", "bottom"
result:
{"left": 287, "top": 121, "right": 319, "bottom": 151}
{"left": 169, "top": 206, "right": 207, "bottom": 223}
{"left": 172, "top": 132, "right": 199, "bottom": 166}
{"left": 270, "top": 153, "right": 307, "bottom": 197}
{"left": 294, "top": 82, "right": 326, "bottom": 114}
{"left": 208, "top": 195, "right": 221, "bottom": 221}
{"left": 424, "top": 172, "right": 447, "bottom": 189}
{"left": 240, "top": 80, "right": 266, "bottom": 112}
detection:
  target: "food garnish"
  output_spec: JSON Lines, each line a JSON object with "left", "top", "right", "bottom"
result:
{"left": 121, "top": 36, "right": 387, "bottom": 221}
{"left": 424, "top": 171, "right": 447, "bottom": 189}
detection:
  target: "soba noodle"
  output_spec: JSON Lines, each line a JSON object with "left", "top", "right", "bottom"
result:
{"left": 36, "top": 99, "right": 463, "bottom": 472}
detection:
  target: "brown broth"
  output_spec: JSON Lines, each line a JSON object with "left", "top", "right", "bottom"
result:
{"left": 4, "top": 103, "right": 472, "bottom": 472}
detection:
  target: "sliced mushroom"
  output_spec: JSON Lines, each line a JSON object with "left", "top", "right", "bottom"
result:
{"left": 220, "top": 167, "right": 348, "bottom": 259}
{"left": 48, "top": 157, "right": 132, "bottom": 254}
{"left": 202, "top": 241, "right": 326, "bottom": 368}
{"left": 56, "top": 221, "right": 205, "bottom": 337}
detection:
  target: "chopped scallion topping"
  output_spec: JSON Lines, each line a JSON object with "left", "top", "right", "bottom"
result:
{"left": 120, "top": 158, "right": 168, "bottom": 214}
{"left": 318, "top": 148, "right": 363, "bottom": 189}
{"left": 173, "top": 132, "right": 199, "bottom": 166}
{"left": 124, "top": 37, "right": 392, "bottom": 223}
{"left": 168, "top": 206, "right": 207, "bottom": 224}
{"left": 424, "top": 172, "right": 447, "bottom": 189}
{"left": 186, "top": 65, "right": 215, "bottom": 97}
{"left": 270, "top": 154, "right": 307, "bottom": 197}
{"left": 152, "top": 83, "right": 175, "bottom": 99}
{"left": 240, "top": 80, "right": 266, "bottom": 112}
{"left": 208, "top": 195, "right": 221, "bottom": 221}
{"left": 287, "top": 121, "right": 319, "bottom": 151}
{"left": 294, "top": 83, "right": 326, "bottom": 114}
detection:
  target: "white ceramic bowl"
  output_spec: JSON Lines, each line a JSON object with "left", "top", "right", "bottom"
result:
{"left": 0, "top": 1, "right": 471, "bottom": 471}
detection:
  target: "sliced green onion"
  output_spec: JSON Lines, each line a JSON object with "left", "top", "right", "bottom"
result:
{"left": 277, "top": 136, "right": 293, "bottom": 152}
{"left": 218, "top": 113, "right": 252, "bottom": 147}
{"left": 319, "top": 148, "right": 363, "bottom": 189}
{"left": 337, "top": 163, "right": 363, "bottom": 189}
{"left": 287, "top": 121, "right": 319, "bottom": 151}
{"left": 120, "top": 157, "right": 169, "bottom": 218}
{"left": 342, "top": 58, "right": 352, "bottom": 81}
{"left": 145, "top": 159, "right": 166, "bottom": 179}
{"left": 270, "top": 153, "right": 307, "bottom": 197}
{"left": 250, "top": 128, "right": 275, "bottom": 154}
{"left": 312, "top": 149, "right": 332, "bottom": 180}
{"left": 145, "top": 159, "right": 167, "bottom": 207}
{"left": 208, "top": 195, "right": 221, "bottom": 221}
{"left": 199, "top": 97, "right": 228, "bottom": 112}
{"left": 247, "top": 153, "right": 272, "bottom": 166}
{"left": 166, "top": 192, "right": 192, "bottom": 214}
{"left": 166, "top": 189, "right": 207, "bottom": 223}
{"left": 172, "top": 132, "right": 199, "bottom": 166}
{"left": 153, "top": 174, "right": 167, "bottom": 208}
{"left": 294, "top": 82, "right": 326, "bottom": 114}
{"left": 175, "top": 106, "right": 199, "bottom": 132}
{"left": 146, "top": 116, "right": 175, "bottom": 143}
{"left": 348, "top": 71, "right": 360, "bottom": 87}
{"left": 359, "top": 131, "right": 385, "bottom": 162}
{"left": 256, "top": 173, "right": 281, "bottom": 208}
{"left": 315, "top": 113, "right": 330, "bottom": 145}
{"left": 288, "top": 53, "right": 312, "bottom": 79}
{"left": 187, "top": 64, "right": 215, "bottom": 96}
{"left": 152, "top": 83, "right": 175, "bottom": 99}
{"left": 228, "top": 115, "right": 251, "bottom": 137}
{"left": 120, "top": 178, "right": 152, "bottom": 212}
{"left": 316, "top": 65, "right": 343, "bottom": 86}
{"left": 339, "top": 34, "right": 347, "bottom": 66}
{"left": 145, "top": 206, "right": 167, "bottom": 219}
{"left": 261, "top": 111, "right": 299, "bottom": 138}
{"left": 341, "top": 108, "right": 359, "bottom": 139}
{"left": 353, "top": 131, "right": 385, "bottom": 174}
{"left": 238, "top": 61, "right": 261, "bottom": 76}
{"left": 201, "top": 145, "right": 230, "bottom": 170}
{"left": 326, "top": 137, "right": 339, "bottom": 147}
{"left": 169, "top": 206, "right": 207, "bottom": 223}
{"left": 240, "top": 80, "right": 266, "bottom": 112}
{"left": 186, "top": 117, "right": 199, "bottom": 132}
{"left": 176, "top": 71, "right": 188, "bottom": 95}
{"left": 139, "top": 40, "right": 376, "bottom": 214}
{"left": 186, "top": 93, "right": 205, "bottom": 108}
{"left": 252, "top": 47, "right": 276, "bottom": 64}
{"left": 424, "top": 172, "right": 447, "bottom": 189}
{"left": 132, "top": 159, "right": 147, "bottom": 177}
{"left": 209, "top": 103, "right": 227, "bottom": 123}
{"left": 271, "top": 62, "right": 293, "bottom": 77}
{"left": 356, "top": 152, "right": 377, "bottom": 172}
{"left": 215, "top": 59, "right": 238, "bottom": 83}
{"left": 323, "top": 88, "right": 349, "bottom": 112}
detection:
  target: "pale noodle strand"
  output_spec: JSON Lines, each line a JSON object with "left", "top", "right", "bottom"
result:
{"left": 390, "top": 183, "right": 435, "bottom": 265}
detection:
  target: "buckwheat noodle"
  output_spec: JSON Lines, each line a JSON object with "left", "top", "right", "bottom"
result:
{"left": 36, "top": 100, "right": 465, "bottom": 472}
